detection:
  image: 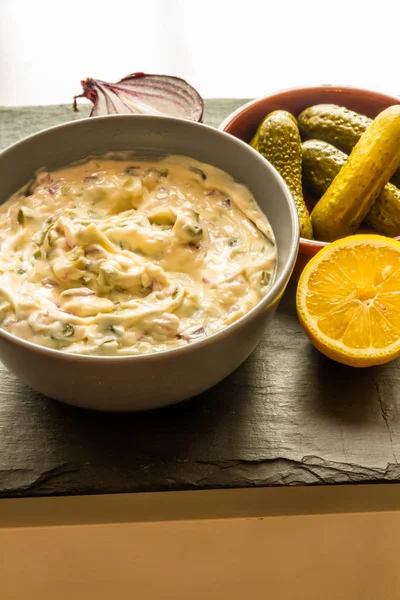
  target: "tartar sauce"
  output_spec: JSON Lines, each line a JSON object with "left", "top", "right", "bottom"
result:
{"left": 0, "top": 156, "right": 276, "bottom": 355}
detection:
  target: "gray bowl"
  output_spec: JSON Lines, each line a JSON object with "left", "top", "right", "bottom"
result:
{"left": 0, "top": 115, "right": 299, "bottom": 411}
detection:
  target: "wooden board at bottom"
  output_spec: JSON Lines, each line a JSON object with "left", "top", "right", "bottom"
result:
{"left": 2, "top": 485, "right": 400, "bottom": 600}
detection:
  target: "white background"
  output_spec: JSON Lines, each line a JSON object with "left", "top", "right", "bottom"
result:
{"left": 0, "top": 0, "right": 399, "bottom": 105}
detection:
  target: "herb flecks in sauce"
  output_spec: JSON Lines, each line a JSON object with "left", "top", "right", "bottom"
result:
{"left": 0, "top": 156, "right": 276, "bottom": 355}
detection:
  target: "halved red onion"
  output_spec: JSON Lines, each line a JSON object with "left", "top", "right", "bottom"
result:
{"left": 73, "top": 72, "right": 204, "bottom": 122}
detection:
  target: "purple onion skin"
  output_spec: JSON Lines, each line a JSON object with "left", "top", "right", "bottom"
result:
{"left": 177, "top": 326, "right": 206, "bottom": 342}
{"left": 73, "top": 72, "right": 204, "bottom": 122}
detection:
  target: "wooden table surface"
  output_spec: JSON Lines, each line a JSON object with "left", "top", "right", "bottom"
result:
{"left": 0, "top": 99, "right": 399, "bottom": 498}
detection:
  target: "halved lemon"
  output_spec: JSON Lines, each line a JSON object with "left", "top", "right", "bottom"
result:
{"left": 296, "top": 234, "right": 400, "bottom": 367}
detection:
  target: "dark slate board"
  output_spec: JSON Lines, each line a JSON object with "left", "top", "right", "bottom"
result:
{"left": 0, "top": 99, "right": 399, "bottom": 498}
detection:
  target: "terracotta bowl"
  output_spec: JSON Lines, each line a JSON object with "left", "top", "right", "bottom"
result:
{"left": 219, "top": 85, "right": 400, "bottom": 280}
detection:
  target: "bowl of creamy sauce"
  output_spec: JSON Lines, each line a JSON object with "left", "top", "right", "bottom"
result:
{"left": 0, "top": 114, "right": 298, "bottom": 410}
{"left": 0, "top": 155, "right": 276, "bottom": 356}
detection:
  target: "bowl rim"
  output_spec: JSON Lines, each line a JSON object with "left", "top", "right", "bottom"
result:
{"left": 219, "top": 83, "right": 400, "bottom": 248}
{"left": 218, "top": 83, "right": 400, "bottom": 132}
{"left": 0, "top": 113, "right": 299, "bottom": 363}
